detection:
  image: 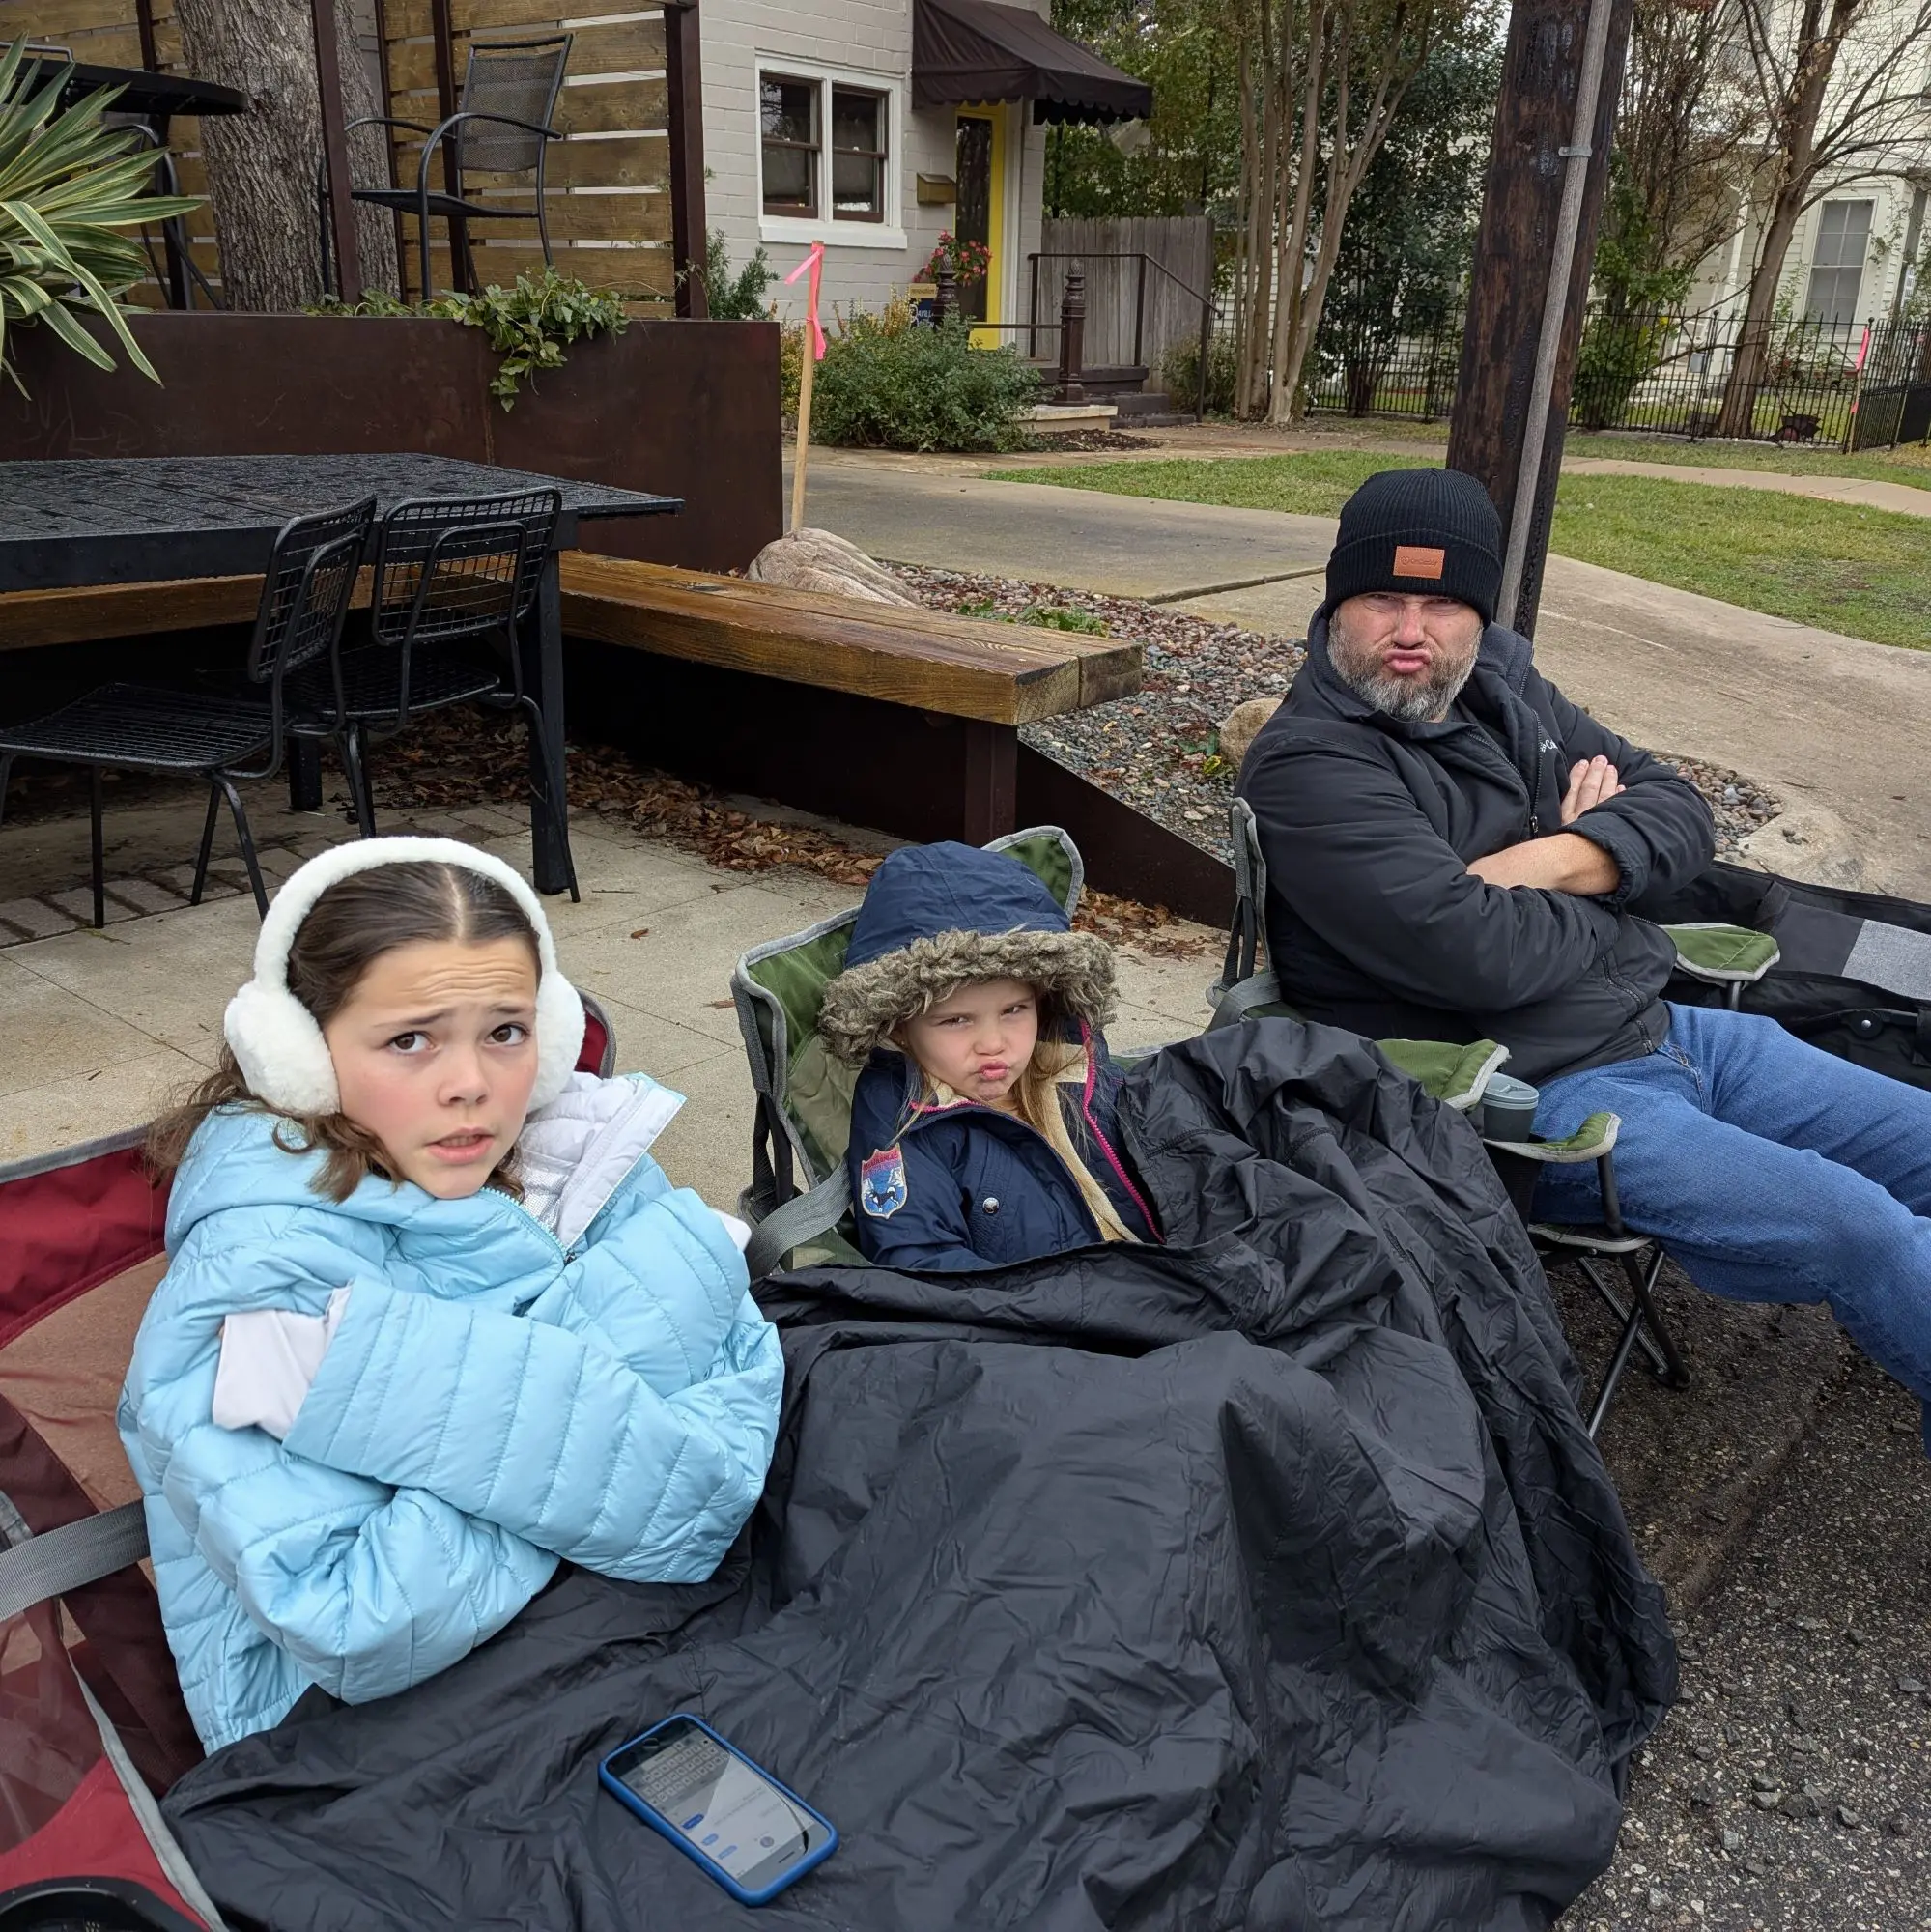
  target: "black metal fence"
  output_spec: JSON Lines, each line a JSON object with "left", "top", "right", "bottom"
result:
{"left": 1297, "top": 295, "right": 1931, "bottom": 449}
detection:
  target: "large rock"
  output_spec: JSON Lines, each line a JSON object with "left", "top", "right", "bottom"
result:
{"left": 747, "top": 527, "right": 917, "bottom": 606}
{"left": 1217, "top": 696, "right": 1280, "bottom": 777}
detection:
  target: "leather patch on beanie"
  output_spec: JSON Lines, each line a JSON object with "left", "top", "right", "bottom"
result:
{"left": 1393, "top": 545, "right": 1447, "bottom": 580}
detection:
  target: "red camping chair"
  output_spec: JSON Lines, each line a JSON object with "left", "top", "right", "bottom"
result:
{"left": 0, "top": 995, "right": 618, "bottom": 1918}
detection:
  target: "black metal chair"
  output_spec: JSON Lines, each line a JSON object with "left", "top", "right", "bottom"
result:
{"left": 115, "top": 120, "right": 222, "bottom": 312}
{"left": 320, "top": 35, "right": 571, "bottom": 299}
{"left": 0, "top": 499, "right": 375, "bottom": 925}
{"left": 285, "top": 487, "right": 579, "bottom": 900}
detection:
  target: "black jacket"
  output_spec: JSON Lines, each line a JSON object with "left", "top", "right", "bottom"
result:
{"left": 1237, "top": 614, "right": 1716, "bottom": 1083}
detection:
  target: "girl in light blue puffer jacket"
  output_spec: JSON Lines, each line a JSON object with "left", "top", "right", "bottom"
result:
{"left": 123, "top": 838, "right": 783, "bottom": 1753}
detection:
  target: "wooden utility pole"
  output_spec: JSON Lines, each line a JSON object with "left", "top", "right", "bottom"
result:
{"left": 1448, "top": 0, "right": 1636, "bottom": 636}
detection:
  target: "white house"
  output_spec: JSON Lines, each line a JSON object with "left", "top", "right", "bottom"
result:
{"left": 696, "top": 0, "right": 1150, "bottom": 337}
{"left": 1688, "top": 2, "right": 1931, "bottom": 326}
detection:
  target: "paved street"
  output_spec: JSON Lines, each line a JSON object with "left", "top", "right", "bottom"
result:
{"left": 804, "top": 449, "right": 1931, "bottom": 896}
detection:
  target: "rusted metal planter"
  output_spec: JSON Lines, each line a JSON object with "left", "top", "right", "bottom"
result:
{"left": 0, "top": 314, "right": 781, "bottom": 573}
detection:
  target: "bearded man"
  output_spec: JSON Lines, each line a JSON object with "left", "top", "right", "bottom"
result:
{"left": 1237, "top": 466, "right": 1931, "bottom": 1446}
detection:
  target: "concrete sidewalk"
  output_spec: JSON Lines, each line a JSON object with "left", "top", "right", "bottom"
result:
{"left": 807, "top": 450, "right": 1931, "bottom": 897}
{"left": 0, "top": 791, "right": 1220, "bottom": 1185}
{"left": 1562, "top": 455, "right": 1931, "bottom": 518}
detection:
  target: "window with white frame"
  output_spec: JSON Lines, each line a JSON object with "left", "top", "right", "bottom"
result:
{"left": 1804, "top": 199, "right": 1873, "bottom": 327}
{"left": 758, "top": 62, "right": 897, "bottom": 239}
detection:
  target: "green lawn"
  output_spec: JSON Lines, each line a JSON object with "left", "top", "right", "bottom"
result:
{"left": 990, "top": 453, "right": 1931, "bottom": 650}
{"left": 1563, "top": 432, "right": 1931, "bottom": 491}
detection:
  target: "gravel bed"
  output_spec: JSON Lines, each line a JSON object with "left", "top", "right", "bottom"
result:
{"left": 1018, "top": 428, "right": 1162, "bottom": 454}
{"left": 894, "top": 566, "right": 1782, "bottom": 861}
{"left": 1570, "top": 1354, "right": 1931, "bottom": 1931}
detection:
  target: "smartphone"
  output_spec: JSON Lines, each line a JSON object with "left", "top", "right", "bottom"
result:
{"left": 599, "top": 1715, "right": 838, "bottom": 1907}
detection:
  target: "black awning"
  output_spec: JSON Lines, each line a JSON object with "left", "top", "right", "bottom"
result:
{"left": 912, "top": 0, "right": 1152, "bottom": 125}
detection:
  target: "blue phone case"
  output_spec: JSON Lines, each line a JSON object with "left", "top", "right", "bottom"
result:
{"left": 599, "top": 1715, "right": 838, "bottom": 1907}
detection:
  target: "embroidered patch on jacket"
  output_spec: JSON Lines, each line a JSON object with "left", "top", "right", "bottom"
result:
{"left": 859, "top": 1145, "right": 909, "bottom": 1219}
{"left": 1393, "top": 544, "right": 1447, "bottom": 581}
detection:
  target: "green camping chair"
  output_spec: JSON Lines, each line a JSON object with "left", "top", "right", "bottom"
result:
{"left": 1209, "top": 799, "right": 1775, "bottom": 1436}
{"left": 732, "top": 826, "right": 1088, "bottom": 1280}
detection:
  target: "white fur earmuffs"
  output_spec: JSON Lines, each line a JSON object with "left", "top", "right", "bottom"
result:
{"left": 223, "top": 837, "right": 586, "bottom": 1117}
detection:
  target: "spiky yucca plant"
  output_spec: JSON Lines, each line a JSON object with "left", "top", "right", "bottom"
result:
{"left": 0, "top": 39, "right": 203, "bottom": 389}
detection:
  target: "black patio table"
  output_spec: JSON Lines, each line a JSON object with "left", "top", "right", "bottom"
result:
{"left": 0, "top": 453, "right": 682, "bottom": 895}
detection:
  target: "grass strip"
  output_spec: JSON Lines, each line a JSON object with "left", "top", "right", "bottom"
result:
{"left": 991, "top": 453, "right": 1931, "bottom": 650}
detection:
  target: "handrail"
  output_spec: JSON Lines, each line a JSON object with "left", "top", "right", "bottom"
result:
{"left": 1027, "top": 249, "right": 1213, "bottom": 310}
{"left": 1025, "top": 247, "right": 1218, "bottom": 421}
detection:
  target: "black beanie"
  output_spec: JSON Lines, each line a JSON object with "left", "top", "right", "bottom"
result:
{"left": 1323, "top": 468, "right": 1503, "bottom": 625}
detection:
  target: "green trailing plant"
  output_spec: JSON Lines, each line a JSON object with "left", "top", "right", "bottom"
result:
{"left": 312, "top": 267, "right": 628, "bottom": 408}
{"left": 0, "top": 40, "right": 202, "bottom": 391}
{"left": 956, "top": 596, "right": 1108, "bottom": 634}
{"left": 437, "top": 269, "right": 628, "bottom": 406}
{"left": 812, "top": 313, "right": 1038, "bottom": 452}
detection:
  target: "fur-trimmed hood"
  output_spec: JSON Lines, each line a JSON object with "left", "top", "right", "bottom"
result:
{"left": 820, "top": 843, "right": 1115, "bottom": 1066}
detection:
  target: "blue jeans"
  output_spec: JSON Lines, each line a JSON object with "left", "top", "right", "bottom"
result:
{"left": 1531, "top": 1004, "right": 1931, "bottom": 1445}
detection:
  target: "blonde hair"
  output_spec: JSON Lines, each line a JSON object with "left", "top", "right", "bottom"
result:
{"left": 901, "top": 988, "right": 1138, "bottom": 1246}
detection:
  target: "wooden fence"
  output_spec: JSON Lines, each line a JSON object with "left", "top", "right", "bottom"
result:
{"left": 9, "top": 0, "right": 687, "bottom": 308}
{"left": 1036, "top": 215, "right": 1211, "bottom": 379}
{"left": 379, "top": 0, "right": 672, "bottom": 302}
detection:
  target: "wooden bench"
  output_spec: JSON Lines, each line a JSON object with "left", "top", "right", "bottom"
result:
{"left": 557, "top": 554, "right": 1141, "bottom": 842}
{"left": 1, "top": 554, "right": 1144, "bottom": 846}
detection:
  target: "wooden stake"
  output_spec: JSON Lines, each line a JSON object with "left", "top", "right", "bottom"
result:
{"left": 790, "top": 338, "right": 816, "bottom": 534}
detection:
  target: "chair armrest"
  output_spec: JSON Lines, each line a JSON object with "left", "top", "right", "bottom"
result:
{"left": 416, "top": 110, "right": 562, "bottom": 192}
{"left": 1377, "top": 1037, "right": 1508, "bottom": 1114}
{"left": 1484, "top": 1109, "right": 1620, "bottom": 1163}
{"left": 1664, "top": 923, "right": 1780, "bottom": 987}
{"left": 347, "top": 114, "right": 438, "bottom": 137}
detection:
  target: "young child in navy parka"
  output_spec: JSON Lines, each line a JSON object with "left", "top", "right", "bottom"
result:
{"left": 821, "top": 842, "right": 1158, "bottom": 1272}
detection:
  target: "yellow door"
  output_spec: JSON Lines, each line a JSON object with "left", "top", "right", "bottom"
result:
{"left": 953, "top": 108, "right": 1006, "bottom": 348}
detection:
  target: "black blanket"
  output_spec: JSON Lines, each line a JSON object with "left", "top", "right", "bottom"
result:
{"left": 163, "top": 1021, "right": 1675, "bottom": 1931}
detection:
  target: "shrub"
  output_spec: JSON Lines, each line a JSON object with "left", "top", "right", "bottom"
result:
{"left": 1160, "top": 332, "right": 1236, "bottom": 416}
{"left": 811, "top": 314, "right": 1039, "bottom": 452}
{"left": 702, "top": 231, "right": 776, "bottom": 320}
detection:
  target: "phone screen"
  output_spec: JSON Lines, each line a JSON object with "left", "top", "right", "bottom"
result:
{"left": 611, "top": 1719, "right": 831, "bottom": 1893}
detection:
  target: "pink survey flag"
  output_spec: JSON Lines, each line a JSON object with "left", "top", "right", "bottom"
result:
{"left": 785, "top": 242, "right": 827, "bottom": 361}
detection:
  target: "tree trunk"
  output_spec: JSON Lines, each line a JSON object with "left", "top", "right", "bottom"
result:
{"left": 176, "top": 0, "right": 397, "bottom": 310}
{"left": 1266, "top": 10, "right": 1325, "bottom": 425}
{"left": 1713, "top": 185, "right": 1804, "bottom": 437}
{"left": 1715, "top": 0, "right": 1862, "bottom": 434}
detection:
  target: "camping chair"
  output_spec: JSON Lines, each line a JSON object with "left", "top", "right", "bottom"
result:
{"left": 730, "top": 824, "right": 1516, "bottom": 1284}
{"left": 319, "top": 35, "right": 572, "bottom": 300}
{"left": 0, "top": 993, "right": 617, "bottom": 1904}
{"left": 1209, "top": 800, "right": 1777, "bottom": 1437}
{"left": 732, "top": 828, "right": 1093, "bottom": 1281}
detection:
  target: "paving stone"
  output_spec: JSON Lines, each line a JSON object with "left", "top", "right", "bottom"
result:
{"left": 153, "top": 865, "right": 223, "bottom": 901}
{"left": 105, "top": 876, "right": 192, "bottom": 915}
{"left": 253, "top": 845, "right": 310, "bottom": 881}
{"left": 0, "top": 896, "right": 81, "bottom": 941}
{"left": 44, "top": 888, "right": 135, "bottom": 925}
